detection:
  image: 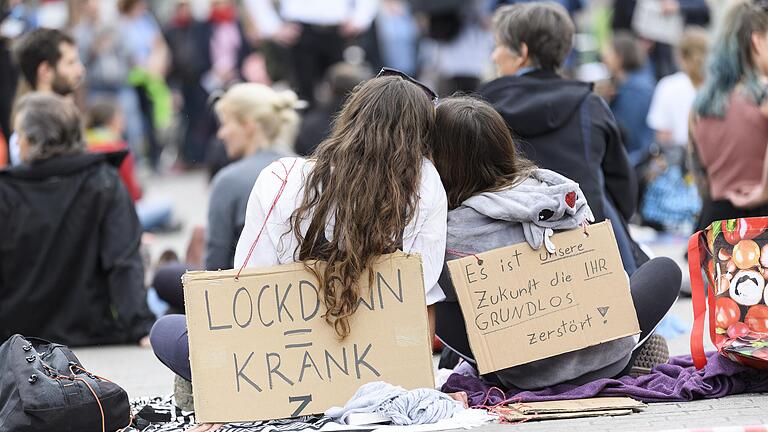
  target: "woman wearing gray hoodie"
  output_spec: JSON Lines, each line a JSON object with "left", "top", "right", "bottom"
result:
{"left": 431, "top": 96, "right": 681, "bottom": 389}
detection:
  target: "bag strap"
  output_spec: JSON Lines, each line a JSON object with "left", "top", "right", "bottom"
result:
{"left": 688, "top": 230, "right": 708, "bottom": 369}
{"left": 236, "top": 159, "right": 297, "bottom": 280}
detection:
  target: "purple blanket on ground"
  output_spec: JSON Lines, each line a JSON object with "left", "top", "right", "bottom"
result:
{"left": 442, "top": 352, "right": 768, "bottom": 405}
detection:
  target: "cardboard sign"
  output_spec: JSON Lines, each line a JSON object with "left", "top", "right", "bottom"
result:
{"left": 447, "top": 221, "right": 640, "bottom": 374}
{"left": 497, "top": 397, "right": 645, "bottom": 422}
{"left": 183, "top": 252, "right": 434, "bottom": 423}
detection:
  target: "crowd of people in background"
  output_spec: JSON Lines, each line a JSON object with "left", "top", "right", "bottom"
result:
{"left": 2, "top": 0, "right": 767, "bottom": 387}
{"left": 0, "top": 0, "right": 720, "bottom": 233}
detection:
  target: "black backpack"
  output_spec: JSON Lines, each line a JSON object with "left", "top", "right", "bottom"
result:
{"left": 0, "top": 335, "right": 131, "bottom": 432}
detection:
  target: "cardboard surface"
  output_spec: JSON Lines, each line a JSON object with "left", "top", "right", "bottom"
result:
{"left": 447, "top": 221, "right": 640, "bottom": 374}
{"left": 498, "top": 408, "right": 634, "bottom": 422}
{"left": 498, "top": 396, "right": 645, "bottom": 422}
{"left": 183, "top": 252, "right": 434, "bottom": 423}
{"left": 511, "top": 397, "right": 645, "bottom": 414}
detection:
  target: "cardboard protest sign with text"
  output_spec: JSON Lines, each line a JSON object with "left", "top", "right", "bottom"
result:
{"left": 183, "top": 252, "right": 434, "bottom": 423}
{"left": 447, "top": 220, "right": 640, "bottom": 374}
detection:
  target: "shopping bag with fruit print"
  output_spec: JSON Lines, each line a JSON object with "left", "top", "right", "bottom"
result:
{"left": 689, "top": 218, "right": 768, "bottom": 369}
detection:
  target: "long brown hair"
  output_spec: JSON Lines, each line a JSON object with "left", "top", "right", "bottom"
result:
{"left": 431, "top": 96, "right": 536, "bottom": 209}
{"left": 290, "top": 76, "right": 435, "bottom": 338}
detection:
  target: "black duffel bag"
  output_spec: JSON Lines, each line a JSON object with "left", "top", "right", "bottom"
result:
{"left": 0, "top": 334, "right": 131, "bottom": 432}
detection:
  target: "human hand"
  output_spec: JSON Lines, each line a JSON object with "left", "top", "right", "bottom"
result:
{"left": 447, "top": 391, "right": 469, "bottom": 408}
{"left": 187, "top": 423, "right": 224, "bottom": 432}
{"left": 138, "top": 335, "right": 151, "bottom": 348}
{"left": 661, "top": 0, "right": 680, "bottom": 14}
{"left": 340, "top": 21, "right": 363, "bottom": 38}
{"left": 727, "top": 185, "right": 768, "bottom": 209}
{"left": 272, "top": 23, "right": 301, "bottom": 46}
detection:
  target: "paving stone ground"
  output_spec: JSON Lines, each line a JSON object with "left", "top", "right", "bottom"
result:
{"left": 72, "top": 169, "right": 768, "bottom": 431}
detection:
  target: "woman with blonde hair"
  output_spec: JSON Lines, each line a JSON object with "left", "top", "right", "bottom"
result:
{"left": 151, "top": 83, "right": 298, "bottom": 315}
{"left": 206, "top": 83, "right": 299, "bottom": 271}
{"left": 150, "top": 73, "right": 447, "bottom": 429}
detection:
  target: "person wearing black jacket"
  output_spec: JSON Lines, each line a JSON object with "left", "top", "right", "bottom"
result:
{"left": 0, "top": 93, "right": 154, "bottom": 346}
{"left": 479, "top": 3, "right": 642, "bottom": 273}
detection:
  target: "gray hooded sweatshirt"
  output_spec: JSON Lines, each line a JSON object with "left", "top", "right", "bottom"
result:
{"left": 438, "top": 169, "right": 635, "bottom": 389}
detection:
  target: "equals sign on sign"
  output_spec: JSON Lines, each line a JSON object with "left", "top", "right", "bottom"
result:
{"left": 284, "top": 328, "right": 313, "bottom": 349}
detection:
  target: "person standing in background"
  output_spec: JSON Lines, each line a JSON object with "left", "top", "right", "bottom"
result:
{"left": 294, "top": 62, "right": 371, "bottom": 156}
{"left": 613, "top": 0, "right": 710, "bottom": 81}
{"left": 415, "top": 0, "right": 494, "bottom": 96}
{"left": 376, "top": 0, "right": 419, "bottom": 76}
{"left": 118, "top": 0, "right": 170, "bottom": 170}
{"left": 165, "top": 0, "right": 213, "bottom": 168}
{"left": 72, "top": 0, "right": 144, "bottom": 165}
{"left": 245, "top": 0, "right": 378, "bottom": 106}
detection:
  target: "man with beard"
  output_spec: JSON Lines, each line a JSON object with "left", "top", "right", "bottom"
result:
{"left": 8, "top": 28, "right": 85, "bottom": 165}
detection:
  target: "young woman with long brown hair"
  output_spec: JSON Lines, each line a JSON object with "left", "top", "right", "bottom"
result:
{"left": 150, "top": 74, "right": 447, "bottom": 429}
{"left": 692, "top": 1, "right": 768, "bottom": 224}
{"left": 431, "top": 96, "right": 681, "bottom": 390}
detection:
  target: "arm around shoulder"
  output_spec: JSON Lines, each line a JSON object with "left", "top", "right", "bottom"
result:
{"left": 407, "top": 162, "right": 448, "bottom": 306}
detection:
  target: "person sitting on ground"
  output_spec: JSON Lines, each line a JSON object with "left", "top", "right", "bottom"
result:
{"left": 603, "top": 31, "right": 656, "bottom": 168}
{"left": 85, "top": 99, "right": 142, "bottom": 202}
{"left": 0, "top": 93, "right": 154, "bottom": 346}
{"left": 9, "top": 27, "right": 85, "bottom": 166}
{"left": 85, "top": 98, "right": 177, "bottom": 233}
{"left": 478, "top": 3, "right": 642, "bottom": 274}
{"left": 150, "top": 73, "right": 447, "bottom": 431}
{"left": 206, "top": 83, "right": 298, "bottom": 271}
{"left": 693, "top": 1, "right": 768, "bottom": 224}
{"left": 294, "top": 62, "right": 371, "bottom": 156}
{"left": 647, "top": 28, "right": 709, "bottom": 155}
{"left": 430, "top": 96, "right": 682, "bottom": 389}
{"left": 151, "top": 84, "right": 299, "bottom": 314}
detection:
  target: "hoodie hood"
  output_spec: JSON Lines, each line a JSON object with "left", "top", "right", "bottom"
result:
{"left": 479, "top": 71, "right": 592, "bottom": 138}
{"left": 0, "top": 151, "right": 126, "bottom": 180}
{"left": 448, "top": 169, "right": 594, "bottom": 253}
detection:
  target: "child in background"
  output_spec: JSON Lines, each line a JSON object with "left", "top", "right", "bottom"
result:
{"left": 86, "top": 99, "right": 177, "bottom": 232}
{"left": 85, "top": 100, "right": 142, "bottom": 202}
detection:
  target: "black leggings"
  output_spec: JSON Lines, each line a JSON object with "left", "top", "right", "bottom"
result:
{"left": 435, "top": 257, "right": 682, "bottom": 378}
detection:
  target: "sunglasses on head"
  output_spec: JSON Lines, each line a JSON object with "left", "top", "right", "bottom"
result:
{"left": 376, "top": 67, "right": 439, "bottom": 104}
